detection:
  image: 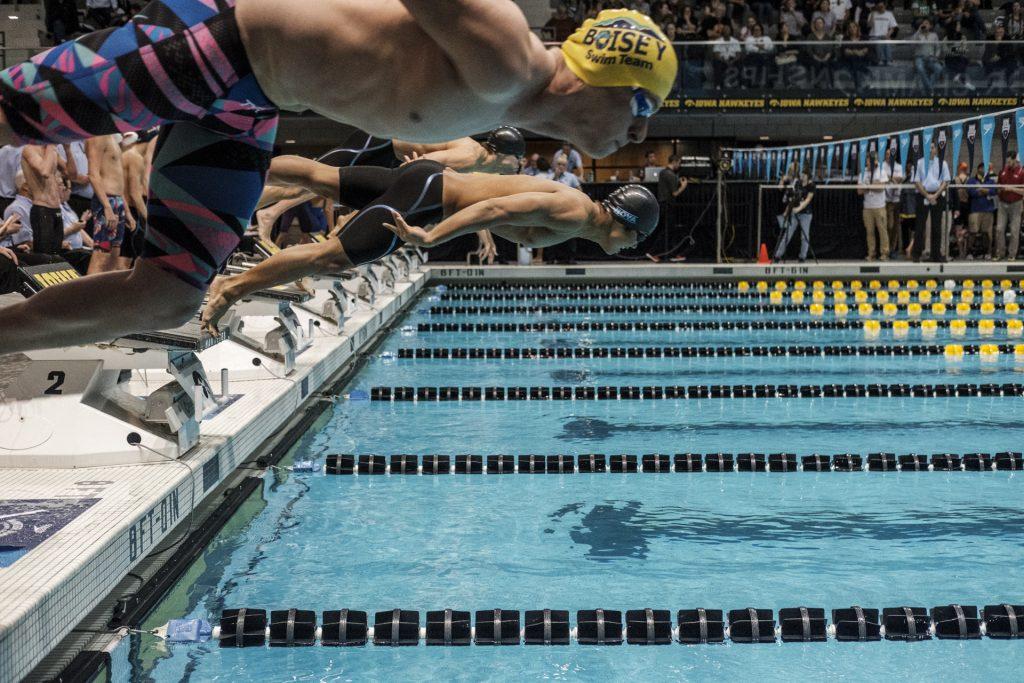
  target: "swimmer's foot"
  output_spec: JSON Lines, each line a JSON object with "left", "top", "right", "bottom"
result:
{"left": 201, "top": 275, "right": 236, "bottom": 336}
{"left": 255, "top": 206, "right": 278, "bottom": 244}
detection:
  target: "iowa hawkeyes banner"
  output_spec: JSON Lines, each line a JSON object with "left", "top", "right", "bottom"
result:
{"left": 725, "top": 105, "right": 1024, "bottom": 181}
{"left": 671, "top": 95, "right": 1021, "bottom": 112}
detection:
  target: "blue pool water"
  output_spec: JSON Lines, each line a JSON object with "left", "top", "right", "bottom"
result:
{"left": 129, "top": 282, "right": 1024, "bottom": 682}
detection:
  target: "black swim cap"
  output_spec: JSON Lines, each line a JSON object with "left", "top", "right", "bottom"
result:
{"left": 485, "top": 126, "right": 526, "bottom": 157}
{"left": 602, "top": 184, "right": 660, "bottom": 238}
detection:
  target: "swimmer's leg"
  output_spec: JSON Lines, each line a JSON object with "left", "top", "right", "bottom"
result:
{"left": 256, "top": 192, "right": 316, "bottom": 243}
{"left": 316, "top": 130, "right": 396, "bottom": 168}
{"left": 0, "top": 261, "right": 204, "bottom": 353}
{"left": 0, "top": 120, "right": 274, "bottom": 354}
{"left": 202, "top": 239, "right": 351, "bottom": 334}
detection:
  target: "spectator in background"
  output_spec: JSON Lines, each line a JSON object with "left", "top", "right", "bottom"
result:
{"left": 808, "top": 16, "right": 836, "bottom": 77}
{"left": 910, "top": 0, "right": 937, "bottom": 29}
{"left": 995, "top": 150, "right": 1024, "bottom": 259}
{"left": 749, "top": 0, "right": 776, "bottom": 28}
{"left": 639, "top": 150, "right": 661, "bottom": 182}
{"left": 882, "top": 146, "right": 904, "bottom": 257}
{"left": 812, "top": 0, "right": 838, "bottom": 36}
{"left": 868, "top": 2, "right": 898, "bottom": 65}
{"left": 712, "top": 24, "right": 742, "bottom": 86}
{"left": 521, "top": 153, "right": 540, "bottom": 176}
{"left": 552, "top": 142, "right": 583, "bottom": 176}
{"left": 839, "top": 21, "right": 871, "bottom": 91}
{"left": 0, "top": 176, "right": 29, "bottom": 254}
{"left": 780, "top": 0, "right": 808, "bottom": 36}
{"left": 544, "top": 5, "right": 578, "bottom": 42}
{"left": 774, "top": 165, "right": 815, "bottom": 262}
{"left": 858, "top": 150, "right": 891, "bottom": 260}
{"left": 913, "top": 19, "right": 943, "bottom": 91}
{"left": 85, "top": 0, "right": 119, "bottom": 29}
{"left": 1005, "top": 2, "right": 1024, "bottom": 39}
{"left": 58, "top": 141, "right": 93, "bottom": 217}
{"left": 551, "top": 157, "right": 581, "bottom": 189}
{"left": 57, "top": 171, "right": 93, "bottom": 274}
{"left": 965, "top": 163, "right": 996, "bottom": 259}
{"left": 949, "top": 161, "right": 971, "bottom": 253}
{"left": 21, "top": 144, "right": 66, "bottom": 257}
{"left": 0, "top": 145, "right": 23, "bottom": 215}
{"left": 944, "top": 19, "right": 973, "bottom": 90}
{"left": 727, "top": 0, "right": 750, "bottom": 25}
{"left": 535, "top": 156, "right": 553, "bottom": 180}
{"left": 744, "top": 22, "right": 774, "bottom": 68}
{"left": 678, "top": 5, "right": 700, "bottom": 38}
{"left": 913, "top": 141, "right": 951, "bottom": 262}
{"left": 650, "top": 153, "right": 689, "bottom": 263}
{"left": 983, "top": 24, "right": 1016, "bottom": 82}
{"left": 830, "top": 0, "right": 853, "bottom": 25}
{"left": 738, "top": 14, "right": 758, "bottom": 40}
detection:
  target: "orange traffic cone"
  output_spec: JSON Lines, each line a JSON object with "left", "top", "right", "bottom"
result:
{"left": 757, "top": 243, "right": 770, "bottom": 264}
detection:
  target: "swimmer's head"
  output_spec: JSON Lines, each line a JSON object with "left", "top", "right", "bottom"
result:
{"left": 483, "top": 126, "right": 526, "bottom": 174}
{"left": 549, "top": 10, "right": 676, "bottom": 157}
{"left": 598, "top": 184, "right": 660, "bottom": 253}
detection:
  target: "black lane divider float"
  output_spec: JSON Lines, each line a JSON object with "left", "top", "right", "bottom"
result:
{"left": 440, "top": 281, "right": 1009, "bottom": 292}
{"left": 368, "top": 383, "right": 1024, "bottom": 401}
{"left": 440, "top": 290, "right": 1009, "bottom": 302}
{"left": 175, "top": 604, "right": 1024, "bottom": 646}
{"left": 428, "top": 303, "right": 1012, "bottom": 315}
{"left": 322, "top": 452, "right": 1022, "bottom": 474}
{"left": 417, "top": 320, "right": 1018, "bottom": 333}
{"left": 395, "top": 343, "right": 1019, "bottom": 360}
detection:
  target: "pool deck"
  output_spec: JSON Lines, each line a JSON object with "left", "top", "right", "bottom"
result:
{"left": 0, "top": 266, "right": 426, "bottom": 682}
{"left": 2, "top": 259, "right": 1022, "bottom": 681}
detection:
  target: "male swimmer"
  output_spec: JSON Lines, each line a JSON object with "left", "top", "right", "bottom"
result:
{"left": 255, "top": 125, "right": 527, "bottom": 258}
{"left": 0, "top": 1, "right": 676, "bottom": 353}
{"left": 200, "top": 161, "right": 659, "bottom": 332}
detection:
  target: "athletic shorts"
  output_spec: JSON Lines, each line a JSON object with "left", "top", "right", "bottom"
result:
{"left": 335, "top": 159, "right": 445, "bottom": 266}
{"left": 0, "top": 0, "right": 279, "bottom": 287}
{"left": 317, "top": 130, "right": 398, "bottom": 169}
{"left": 90, "top": 194, "right": 128, "bottom": 252}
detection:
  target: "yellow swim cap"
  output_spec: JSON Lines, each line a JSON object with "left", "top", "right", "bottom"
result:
{"left": 560, "top": 10, "right": 678, "bottom": 102}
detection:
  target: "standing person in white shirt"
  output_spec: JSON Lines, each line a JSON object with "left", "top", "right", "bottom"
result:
{"left": 744, "top": 23, "right": 774, "bottom": 68}
{"left": 882, "top": 146, "right": 904, "bottom": 256}
{"left": 913, "top": 141, "right": 951, "bottom": 262}
{"left": 830, "top": 0, "right": 853, "bottom": 24}
{"left": 0, "top": 144, "right": 23, "bottom": 215}
{"left": 868, "top": 2, "right": 899, "bottom": 65}
{"left": 858, "top": 150, "right": 891, "bottom": 260}
{"left": 712, "top": 24, "right": 742, "bottom": 86}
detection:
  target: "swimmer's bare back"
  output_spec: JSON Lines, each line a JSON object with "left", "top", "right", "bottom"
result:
{"left": 236, "top": 0, "right": 642, "bottom": 157}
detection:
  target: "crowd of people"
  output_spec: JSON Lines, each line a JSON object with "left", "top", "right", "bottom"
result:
{"left": 772, "top": 143, "right": 1024, "bottom": 262}
{"left": 0, "top": 133, "right": 155, "bottom": 295}
{"left": 546, "top": 1, "right": 1023, "bottom": 92}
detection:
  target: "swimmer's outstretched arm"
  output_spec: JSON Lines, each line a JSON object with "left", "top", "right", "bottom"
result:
{"left": 384, "top": 192, "right": 572, "bottom": 247}
{"left": 397, "top": 0, "right": 551, "bottom": 101}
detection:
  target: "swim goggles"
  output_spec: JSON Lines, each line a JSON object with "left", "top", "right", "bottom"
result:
{"left": 631, "top": 88, "right": 659, "bottom": 118}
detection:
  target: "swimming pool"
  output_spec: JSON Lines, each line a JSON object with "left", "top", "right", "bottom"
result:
{"left": 124, "top": 279, "right": 1023, "bottom": 681}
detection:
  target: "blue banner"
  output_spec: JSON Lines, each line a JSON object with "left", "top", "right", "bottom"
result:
{"left": 812, "top": 146, "right": 820, "bottom": 179}
{"left": 825, "top": 144, "right": 834, "bottom": 179}
{"left": 899, "top": 132, "right": 910, "bottom": 166}
{"left": 920, "top": 127, "right": 934, "bottom": 177}
{"left": 777, "top": 149, "right": 785, "bottom": 178}
{"left": 786, "top": 148, "right": 794, "bottom": 174}
{"left": 950, "top": 124, "right": 964, "bottom": 174}
{"left": 981, "top": 115, "right": 995, "bottom": 172}
{"left": 767, "top": 151, "right": 775, "bottom": 181}
{"left": 877, "top": 135, "right": 888, "bottom": 162}
{"left": 1016, "top": 110, "right": 1024, "bottom": 169}
{"left": 859, "top": 139, "right": 868, "bottom": 176}
{"left": 841, "top": 141, "right": 851, "bottom": 178}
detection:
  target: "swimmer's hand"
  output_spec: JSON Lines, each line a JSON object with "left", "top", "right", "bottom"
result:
{"left": 383, "top": 211, "right": 431, "bottom": 247}
{"left": 0, "top": 245, "right": 17, "bottom": 265}
{"left": 200, "top": 276, "right": 233, "bottom": 337}
{"left": 400, "top": 151, "right": 424, "bottom": 167}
